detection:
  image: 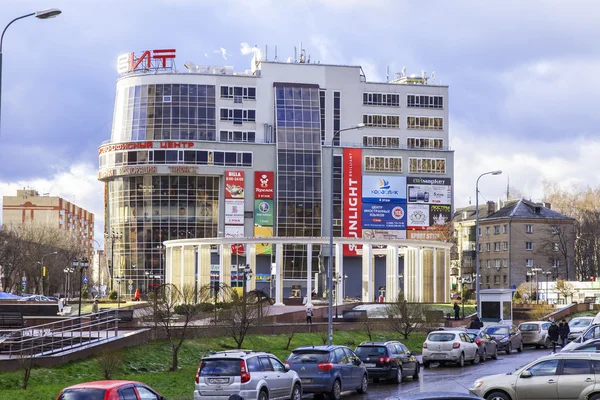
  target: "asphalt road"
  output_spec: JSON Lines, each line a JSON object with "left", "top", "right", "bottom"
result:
{"left": 338, "top": 347, "right": 551, "bottom": 400}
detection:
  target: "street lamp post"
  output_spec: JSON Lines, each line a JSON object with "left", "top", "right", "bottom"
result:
{"left": 0, "top": 8, "right": 61, "bottom": 134}
{"left": 532, "top": 267, "right": 542, "bottom": 304}
{"left": 542, "top": 271, "right": 552, "bottom": 303}
{"left": 475, "top": 170, "right": 502, "bottom": 318}
{"left": 74, "top": 257, "right": 89, "bottom": 317}
{"left": 105, "top": 230, "right": 122, "bottom": 293}
{"left": 63, "top": 267, "right": 74, "bottom": 300}
{"left": 328, "top": 123, "right": 364, "bottom": 346}
{"left": 38, "top": 251, "right": 57, "bottom": 296}
{"left": 241, "top": 264, "right": 253, "bottom": 325}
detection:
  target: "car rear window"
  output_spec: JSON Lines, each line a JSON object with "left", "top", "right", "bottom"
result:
{"left": 519, "top": 324, "right": 539, "bottom": 331}
{"left": 287, "top": 350, "right": 330, "bottom": 363}
{"left": 200, "top": 359, "right": 241, "bottom": 376}
{"left": 58, "top": 389, "right": 106, "bottom": 400}
{"left": 354, "top": 346, "right": 386, "bottom": 357}
{"left": 486, "top": 326, "right": 509, "bottom": 335}
{"left": 427, "top": 333, "right": 456, "bottom": 342}
{"left": 570, "top": 319, "right": 593, "bottom": 327}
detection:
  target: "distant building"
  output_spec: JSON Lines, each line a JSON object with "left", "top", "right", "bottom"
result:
{"left": 2, "top": 189, "right": 95, "bottom": 257}
{"left": 453, "top": 199, "right": 575, "bottom": 290}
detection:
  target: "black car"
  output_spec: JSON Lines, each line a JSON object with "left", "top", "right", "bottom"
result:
{"left": 484, "top": 324, "right": 523, "bottom": 354}
{"left": 354, "top": 341, "right": 419, "bottom": 383}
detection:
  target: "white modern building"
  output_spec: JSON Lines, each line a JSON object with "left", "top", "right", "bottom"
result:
{"left": 98, "top": 45, "right": 454, "bottom": 302}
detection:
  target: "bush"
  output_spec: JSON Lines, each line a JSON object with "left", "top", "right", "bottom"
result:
{"left": 108, "top": 290, "right": 118, "bottom": 301}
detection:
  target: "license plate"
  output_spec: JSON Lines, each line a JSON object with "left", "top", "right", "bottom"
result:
{"left": 433, "top": 353, "right": 447, "bottom": 358}
{"left": 365, "top": 363, "right": 376, "bottom": 368}
{"left": 209, "top": 378, "right": 229, "bottom": 384}
{"left": 301, "top": 379, "right": 312, "bottom": 384}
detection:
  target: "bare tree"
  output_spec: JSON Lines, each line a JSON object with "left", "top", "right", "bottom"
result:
{"left": 555, "top": 280, "right": 575, "bottom": 304}
{"left": 284, "top": 322, "right": 301, "bottom": 350}
{"left": 385, "top": 294, "right": 430, "bottom": 340}
{"left": 536, "top": 223, "right": 575, "bottom": 280}
{"left": 16, "top": 346, "right": 35, "bottom": 390}
{"left": 97, "top": 350, "right": 123, "bottom": 379}
{"left": 358, "top": 313, "right": 374, "bottom": 342}
{"left": 221, "top": 289, "right": 270, "bottom": 349}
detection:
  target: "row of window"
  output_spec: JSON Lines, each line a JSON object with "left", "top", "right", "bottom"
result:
{"left": 408, "top": 157, "right": 446, "bottom": 174}
{"left": 220, "top": 86, "right": 256, "bottom": 100}
{"left": 219, "top": 108, "right": 256, "bottom": 123}
{"left": 363, "top": 92, "right": 400, "bottom": 107}
{"left": 100, "top": 149, "right": 253, "bottom": 168}
{"left": 362, "top": 115, "right": 445, "bottom": 130}
{"left": 219, "top": 130, "right": 256, "bottom": 143}
{"left": 407, "top": 116, "right": 443, "bottom": 130}
{"left": 407, "top": 94, "right": 444, "bottom": 109}
{"left": 363, "top": 114, "right": 400, "bottom": 128}
{"left": 483, "top": 274, "right": 509, "bottom": 285}
{"left": 407, "top": 137, "right": 445, "bottom": 150}
{"left": 362, "top": 93, "right": 444, "bottom": 109}
{"left": 364, "top": 156, "right": 402, "bottom": 172}
{"left": 479, "top": 224, "right": 558, "bottom": 235}
{"left": 362, "top": 136, "right": 445, "bottom": 150}
{"left": 479, "top": 241, "right": 559, "bottom": 252}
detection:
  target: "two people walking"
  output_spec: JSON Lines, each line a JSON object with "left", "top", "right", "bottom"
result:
{"left": 547, "top": 319, "right": 570, "bottom": 353}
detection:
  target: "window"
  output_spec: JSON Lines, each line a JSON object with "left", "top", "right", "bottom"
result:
{"left": 363, "top": 136, "right": 401, "bottom": 148}
{"left": 320, "top": 90, "right": 326, "bottom": 144}
{"left": 526, "top": 242, "right": 533, "bottom": 251}
{"left": 364, "top": 156, "right": 402, "bottom": 172}
{"left": 259, "top": 357, "right": 274, "bottom": 371}
{"left": 407, "top": 94, "right": 443, "bottom": 109}
{"left": 333, "top": 348, "right": 347, "bottom": 364}
{"left": 486, "top": 243, "right": 491, "bottom": 252}
{"left": 494, "top": 226, "right": 500, "bottom": 234}
{"left": 118, "top": 388, "right": 138, "bottom": 400}
{"left": 220, "top": 108, "right": 256, "bottom": 122}
{"left": 363, "top": 114, "right": 400, "bottom": 128}
{"left": 333, "top": 91, "right": 341, "bottom": 144}
{"left": 219, "top": 131, "right": 256, "bottom": 143}
{"left": 406, "top": 137, "right": 444, "bottom": 150}
{"left": 494, "top": 275, "right": 500, "bottom": 284}
{"left": 503, "top": 242, "right": 509, "bottom": 251}
{"left": 494, "top": 242, "right": 500, "bottom": 251}
{"left": 220, "top": 85, "right": 256, "bottom": 100}
{"left": 552, "top": 226, "right": 559, "bottom": 234}
{"left": 486, "top": 260, "right": 491, "bottom": 268}
{"left": 503, "top": 259, "right": 508, "bottom": 268}
{"left": 407, "top": 116, "right": 443, "bottom": 130}
{"left": 270, "top": 357, "right": 286, "bottom": 372}
{"left": 486, "top": 276, "right": 490, "bottom": 284}
{"left": 526, "top": 224, "right": 533, "bottom": 233}
{"left": 486, "top": 227, "right": 490, "bottom": 235}
{"left": 363, "top": 92, "right": 400, "bottom": 106}
{"left": 408, "top": 157, "right": 446, "bottom": 174}
{"left": 503, "top": 275, "right": 508, "bottom": 284}
{"left": 478, "top": 244, "right": 482, "bottom": 252}
{"left": 526, "top": 359, "right": 559, "bottom": 376}
{"left": 526, "top": 259, "right": 533, "bottom": 267}
{"left": 136, "top": 386, "right": 159, "bottom": 400}
{"left": 478, "top": 228, "right": 482, "bottom": 236}
{"left": 494, "top": 259, "right": 501, "bottom": 268}
{"left": 503, "top": 224, "right": 508, "bottom": 233}
{"left": 554, "top": 243, "right": 559, "bottom": 252}
{"left": 552, "top": 260, "right": 560, "bottom": 268}
{"left": 562, "top": 359, "right": 591, "bottom": 375}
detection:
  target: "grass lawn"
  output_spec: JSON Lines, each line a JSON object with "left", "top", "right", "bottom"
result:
{"left": 430, "top": 303, "right": 476, "bottom": 317}
{"left": 0, "top": 329, "right": 427, "bottom": 400}
{"left": 565, "top": 310, "right": 599, "bottom": 320}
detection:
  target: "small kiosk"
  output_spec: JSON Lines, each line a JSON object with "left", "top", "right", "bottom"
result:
{"left": 480, "top": 288, "right": 515, "bottom": 326}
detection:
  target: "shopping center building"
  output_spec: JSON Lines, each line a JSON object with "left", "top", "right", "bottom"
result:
{"left": 98, "top": 46, "right": 454, "bottom": 302}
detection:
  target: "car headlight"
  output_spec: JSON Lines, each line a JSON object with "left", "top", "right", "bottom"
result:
{"left": 470, "top": 380, "right": 483, "bottom": 390}
{"left": 500, "top": 336, "right": 509, "bottom": 342}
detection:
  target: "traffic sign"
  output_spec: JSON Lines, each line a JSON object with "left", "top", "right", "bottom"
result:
{"left": 128, "top": 279, "right": 133, "bottom": 285}
{"left": 83, "top": 277, "right": 88, "bottom": 284}
{"left": 128, "top": 284, "right": 133, "bottom": 291}
{"left": 21, "top": 280, "right": 26, "bottom": 286}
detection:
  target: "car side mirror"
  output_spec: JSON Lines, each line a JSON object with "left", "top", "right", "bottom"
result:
{"left": 520, "top": 371, "right": 532, "bottom": 379}
{"left": 284, "top": 364, "right": 290, "bottom": 372}
{"left": 354, "top": 358, "right": 362, "bottom": 366}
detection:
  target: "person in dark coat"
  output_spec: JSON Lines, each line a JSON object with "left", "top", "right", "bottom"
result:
{"left": 454, "top": 302, "right": 460, "bottom": 320}
{"left": 559, "top": 319, "right": 570, "bottom": 347}
{"left": 548, "top": 321, "right": 560, "bottom": 353}
{"left": 469, "top": 316, "right": 484, "bottom": 329}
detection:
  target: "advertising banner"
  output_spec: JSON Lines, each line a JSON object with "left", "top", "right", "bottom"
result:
{"left": 254, "top": 200, "right": 274, "bottom": 226}
{"left": 254, "top": 171, "right": 274, "bottom": 199}
{"left": 225, "top": 170, "right": 245, "bottom": 199}
{"left": 224, "top": 225, "right": 244, "bottom": 238}
{"left": 362, "top": 176, "right": 407, "bottom": 203}
{"left": 231, "top": 244, "right": 245, "bottom": 255}
{"left": 407, "top": 230, "right": 445, "bottom": 241}
{"left": 407, "top": 204, "right": 430, "bottom": 229}
{"left": 254, "top": 225, "right": 274, "bottom": 255}
{"left": 407, "top": 177, "right": 451, "bottom": 205}
{"left": 429, "top": 204, "right": 452, "bottom": 227}
{"left": 225, "top": 199, "right": 244, "bottom": 224}
{"left": 362, "top": 203, "right": 407, "bottom": 229}
{"left": 343, "top": 148, "right": 362, "bottom": 256}
{"left": 362, "top": 229, "right": 407, "bottom": 240}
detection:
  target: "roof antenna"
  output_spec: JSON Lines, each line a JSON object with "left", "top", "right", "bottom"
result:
{"left": 265, "top": 45, "right": 268, "bottom": 61}
{"left": 468, "top": 196, "right": 471, "bottom": 205}
{"left": 386, "top": 65, "right": 389, "bottom": 82}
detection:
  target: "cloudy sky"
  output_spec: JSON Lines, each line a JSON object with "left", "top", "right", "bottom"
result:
{"left": 1, "top": 0, "right": 599, "bottom": 244}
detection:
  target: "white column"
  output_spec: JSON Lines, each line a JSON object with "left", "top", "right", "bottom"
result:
{"left": 335, "top": 244, "right": 344, "bottom": 305}
{"left": 180, "top": 245, "right": 185, "bottom": 290}
{"left": 306, "top": 243, "right": 313, "bottom": 307}
{"left": 248, "top": 243, "right": 256, "bottom": 292}
{"left": 416, "top": 247, "right": 422, "bottom": 302}
{"left": 386, "top": 246, "right": 399, "bottom": 302}
{"left": 165, "top": 246, "right": 172, "bottom": 286}
{"left": 274, "top": 242, "right": 284, "bottom": 306}
{"left": 444, "top": 249, "right": 449, "bottom": 302}
{"left": 362, "top": 245, "right": 373, "bottom": 302}
{"left": 433, "top": 247, "right": 437, "bottom": 303}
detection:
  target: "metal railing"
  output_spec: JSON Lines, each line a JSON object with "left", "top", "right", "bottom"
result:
{"left": 1, "top": 309, "right": 120, "bottom": 358}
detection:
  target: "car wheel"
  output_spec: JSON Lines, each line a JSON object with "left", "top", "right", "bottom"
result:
{"left": 423, "top": 360, "right": 430, "bottom": 369}
{"left": 486, "top": 391, "right": 510, "bottom": 400}
{"left": 505, "top": 343, "right": 512, "bottom": 355}
{"left": 393, "top": 366, "right": 403, "bottom": 383}
{"left": 491, "top": 346, "right": 498, "bottom": 360}
{"left": 357, "top": 375, "right": 368, "bottom": 394}
{"left": 259, "top": 389, "right": 269, "bottom": 400}
{"left": 412, "top": 364, "right": 420, "bottom": 380}
{"left": 471, "top": 351, "right": 480, "bottom": 365}
{"left": 330, "top": 379, "right": 341, "bottom": 400}
{"left": 458, "top": 353, "right": 465, "bottom": 367}
{"left": 588, "top": 394, "right": 600, "bottom": 400}
{"left": 291, "top": 384, "right": 302, "bottom": 400}
{"left": 517, "top": 341, "right": 524, "bottom": 353}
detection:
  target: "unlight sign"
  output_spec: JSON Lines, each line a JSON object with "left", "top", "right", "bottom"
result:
{"left": 343, "top": 149, "right": 362, "bottom": 256}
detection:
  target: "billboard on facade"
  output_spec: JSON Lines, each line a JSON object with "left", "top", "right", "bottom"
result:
{"left": 343, "top": 148, "right": 362, "bottom": 256}
{"left": 225, "top": 170, "right": 245, "bottom": 199}
{"left": 231, "top": 244, "right": 245, "bottom": 255}
{"left": 407, "top": 177, "right": 451, "bottom": 205}
{"left": 362, "top": 176, "right": 407, "bottom": 203}
{"left": 225, "top": 199, "right": 245, "bottom": 225}
{"left": 224, "top": 225, "right": 244, "bottom": 238}
{"left": 407, "top": 230, "right": 445, "bottom": 241}
{"left": 430, "top": 204, "right": 452, "bottom": 227}
{"left": 407, "top": 204, "right": 430, "bottom": 229}
{"left": 363, "top": 229, "right": 407, "bottom": 240}
{"left": 254, "top": 225, "right": 273, "bottom": 255}
{"left": 361, "top": 203, "right": 407, "bottom": 229}
{"left": 254, "top": 200, "right": 274, "bottom": 226}
{"left": 254, "top": 171, "right": 274, "bottom": 199}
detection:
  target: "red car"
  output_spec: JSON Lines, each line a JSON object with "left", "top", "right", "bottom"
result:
{"left": 56, "top": 380, "right": 166, "bottom": 400}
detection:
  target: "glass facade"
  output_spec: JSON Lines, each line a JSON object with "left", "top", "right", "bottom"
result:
{"left": 275, "top": 84, "right": 322, "bottom": 278}
{"left": 333, "top": 155, "right": 343, "bottom": 237}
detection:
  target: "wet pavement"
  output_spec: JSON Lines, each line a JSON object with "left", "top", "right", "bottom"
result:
{"left": 336, "top": 347, "right": 551, "bottom": 399}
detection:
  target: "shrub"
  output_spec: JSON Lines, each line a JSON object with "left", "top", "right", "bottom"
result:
{"left": 109, "top": 290, "right": 118, "bottom": 301}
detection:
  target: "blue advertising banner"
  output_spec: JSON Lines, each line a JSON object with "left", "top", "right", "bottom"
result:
{"left": 362, "top": 203, "right": 407, "bottom": 229}
{"left": 362, "top": 176, "right": 407, "bottom": 203}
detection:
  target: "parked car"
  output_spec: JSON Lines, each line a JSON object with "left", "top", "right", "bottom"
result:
{"left": 568, "top": 317, "right": 595, "bottom": 341}
{"left": 56, "top": 380, "right": 165, "bottom": 400}
{"left": 285, "top": 345, "right": 367, "bottom": 400}
{"left": 18, "top": 295, "right": 54, "bottom": 302}
{"left": 518, "top": 321, "right": 551, "bottom": 348}
{"left": 562, "top": 338, "right": 600, "bottom": 353}
{"left": 465, "top": 329, "right": 498, "bottom": 361}
{"left": 402, "top": 393, "right": 484, "bottom": 400}
{"left": 470, "top": 352, "right": 600, "bottom": 400}
{"left": 194, "top": 350, "right": 302, "bottom": 400}
{"left": 422, "top": 330, "right": 480, "bottom": 368}
{"left": 484, "top": 324, "right": 523, "bottom": 354}
{"left": 562, "top": 323, "right": 600, "bottom": 352}
{"left": 354, "top": 340, "right": 419, "bottom": 383}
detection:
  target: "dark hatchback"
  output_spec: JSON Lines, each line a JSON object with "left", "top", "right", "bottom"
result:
{"left": 354, "top": 341, "right": 419, "bottom": 383}
{"left": 285, "top": 345, "right": 368, "bottom": 400}
{"left": 484, "top": 324, "right": 523, "bottom": 355}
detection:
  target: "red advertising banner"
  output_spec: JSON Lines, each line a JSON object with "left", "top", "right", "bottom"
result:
{"left": 231, "top": 244, "right": 245, "bottom": 255}
{"left": 225, "top": 171, "right": 245, "bottom": 199}
{"left": 343, "top": 148, "right": 362, "bottom": 256}
{"left": 254, "top": 171, "right": 274, "bottom": 199}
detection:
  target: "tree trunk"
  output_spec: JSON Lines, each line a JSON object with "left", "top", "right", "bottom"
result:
{"left": 170, "top": 346, "right": 179, "bottom": 372}
{"left": 22, "top": 367, "right": 31, "bottom": 389}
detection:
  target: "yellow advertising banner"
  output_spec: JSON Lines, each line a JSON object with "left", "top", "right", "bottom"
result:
{"left": 254, "top": 226, "right": 273, "bottom": 255}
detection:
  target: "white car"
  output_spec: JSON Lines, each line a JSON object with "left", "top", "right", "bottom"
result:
{"left": 422, "top": 330, "right": 480, "bottom": 368}
{"left": 18, "top": 295, "right": 53, "bottom": 302}
{"left": 518, "top": 321, "right": 551, "bottom": 348}
{"left": 568, "top": 317, "right": 595, "bottom": 341}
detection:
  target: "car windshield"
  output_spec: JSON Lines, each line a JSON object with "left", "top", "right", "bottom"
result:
{"left": 519, "top": 324, "right": 539, "bottom": 331}
{"left": 354, "top": 346, "right": 386, "bottom": 357}
{"left": 200, "top": 359, "right": 241, "bottom": 376}
{"left": 427, "top": 333, "right": 456, "bottom": 342}
{"left": 570, "top": 319, "right": 592, "bottom": 327}
{"left": 486, "top": 326, "right": 509, "bottom": 335}
{"left": 287, "top": 350, "right": 330, "bottom": 363}
{"left": 58, "top": 389, "right": 106, "bottom": 400}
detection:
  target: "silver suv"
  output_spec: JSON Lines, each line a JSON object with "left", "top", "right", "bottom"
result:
{"left": 194, "top": 350, "right": 302, "bottom": 400}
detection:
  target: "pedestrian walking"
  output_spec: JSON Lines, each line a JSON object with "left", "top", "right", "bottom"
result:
{"left": 469, "top": 316, "right": 484, "bottom": 329}
{"left": 559, "top": 319, "right": 570, "bottom": 347}
{"left": 548, "top": 320, "right": 560, "bottom": 353}
{"left": 453, "top": 301, "right": 460, "bottom": 320}
{"left": 306, "top": 306, "right": 313, "bottom": 325}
